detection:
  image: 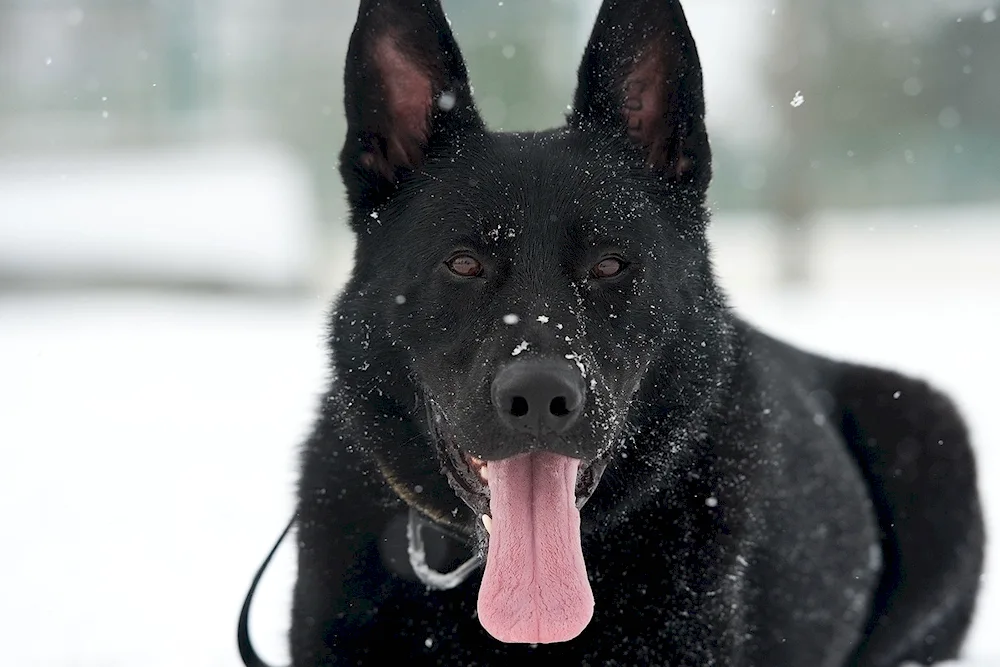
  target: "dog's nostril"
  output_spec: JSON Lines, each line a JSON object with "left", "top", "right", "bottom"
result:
{"left": 549, "top": 396, "right": 570, "bottom": 417}
{"left": 510, "top": 396, "right": 529, "bottom": 417}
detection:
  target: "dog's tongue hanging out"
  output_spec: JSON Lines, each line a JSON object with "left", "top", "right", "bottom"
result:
{"left": 477, "top": 452, "right": 594, "bottom": 643}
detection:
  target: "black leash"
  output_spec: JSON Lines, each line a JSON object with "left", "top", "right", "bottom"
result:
{"left": 238, "top": 513, "right": 296, "bottom": 667}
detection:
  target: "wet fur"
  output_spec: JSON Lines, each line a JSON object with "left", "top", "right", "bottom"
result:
{"left": 289, "top": 1, "right": 985, "bottom": 664}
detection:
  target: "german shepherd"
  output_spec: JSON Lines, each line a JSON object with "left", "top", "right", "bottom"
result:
{"left": 248, "top": 0, "right": 986, "bottom": 664}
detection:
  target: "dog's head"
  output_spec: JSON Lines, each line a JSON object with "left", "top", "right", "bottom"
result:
{"left": 331, "top": 0, "right": 730, "bottom": 644}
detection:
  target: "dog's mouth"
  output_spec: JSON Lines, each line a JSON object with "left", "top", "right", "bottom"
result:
{"left": 427, "top": 403, "right": 608, "bottom": 521}
{"left": 427, "top": 400, "right": 609, "bottom": 645}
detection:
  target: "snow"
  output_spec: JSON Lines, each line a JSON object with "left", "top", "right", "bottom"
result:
{"left": 0, "top": 294, "right": 320, "bottom": 667}
{"left": 0, "top": 212, "right": 998, "bottom": 666}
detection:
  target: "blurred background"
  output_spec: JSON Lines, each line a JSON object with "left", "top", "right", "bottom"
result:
{"left": 0, "top": 1, "right": 997, "bottom": 665}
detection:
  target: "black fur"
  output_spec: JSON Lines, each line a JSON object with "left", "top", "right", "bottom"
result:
{"left": 289, "top": 0, "right": 985, "bottom": 664}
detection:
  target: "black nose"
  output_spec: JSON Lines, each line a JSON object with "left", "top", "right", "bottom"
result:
{"left": 491, "top": 360, "right": 586, "bottom": 435}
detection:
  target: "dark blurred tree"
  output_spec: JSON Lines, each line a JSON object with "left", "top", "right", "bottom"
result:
{"left": 765, "top": 0, "right": 825, "bottom": 283}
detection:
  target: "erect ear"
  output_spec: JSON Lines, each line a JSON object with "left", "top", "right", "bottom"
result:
{"left": 570, "top": 0, "right": 711, "bottom": 190}
{"left": 340, "top": 0, "right": 482, "bottom": 207}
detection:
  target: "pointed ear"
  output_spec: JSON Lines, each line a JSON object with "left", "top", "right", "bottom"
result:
{"left": 570, "top": 0, "right": 711, "bottom": 190}
{"left": 340, "top": 0, "right": 482, "bottom": 207}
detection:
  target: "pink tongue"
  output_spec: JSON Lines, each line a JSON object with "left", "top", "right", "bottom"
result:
{"left": 477, "top": 452, "right": 594, "bottom": 644}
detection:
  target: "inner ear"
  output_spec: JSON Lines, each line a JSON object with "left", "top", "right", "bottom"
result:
{"left": 622, "top": 46, "right": 696, "bottom": 178}
{"left": 570, "top": 0, "right": 710, "bottom": 187}
{"left": 622, "top": 48, "right": 678, "bottom": 171}
{"left": 366, "top": 34, "right": 439, "bottom": 175}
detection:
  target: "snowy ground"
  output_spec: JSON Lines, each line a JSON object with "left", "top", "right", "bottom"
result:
{"left": 0, "top": 219, "right": 997, "bottom": 666}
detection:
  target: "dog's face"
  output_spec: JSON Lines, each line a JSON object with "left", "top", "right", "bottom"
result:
{"left": 333, "top": 0, "right": 725, "bottom": 644}
{"left": 353, "top": 129, "right": 722, "bottom": 517}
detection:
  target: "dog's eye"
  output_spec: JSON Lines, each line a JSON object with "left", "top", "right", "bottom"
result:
{"left": 446, "top": 254, "right": 483, "bottom": 278}
{"left": 591, "top": 257, "right": 626, "bottom": 279}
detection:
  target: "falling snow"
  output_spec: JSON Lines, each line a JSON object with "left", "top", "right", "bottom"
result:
{"left": 437, "top": 91, "right": 456, "bottom": 111}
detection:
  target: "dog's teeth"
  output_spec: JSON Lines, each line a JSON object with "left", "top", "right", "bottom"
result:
{"left": 482, "top": 514, "right": 492, "bottom": 535}
{"left": 480, "top": 464, "right": 489, "bottom": 481}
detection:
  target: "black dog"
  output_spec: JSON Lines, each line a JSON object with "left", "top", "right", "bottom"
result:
{"left": 263, "top": 0, "right": 986, "bottom": 664}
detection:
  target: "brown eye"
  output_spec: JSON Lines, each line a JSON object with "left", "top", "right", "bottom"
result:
{"left": 446, "top": 254, "right": 483, "bottom": 277}
{"left": 591, "top": 257, "right": 625, "bottom": 279}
